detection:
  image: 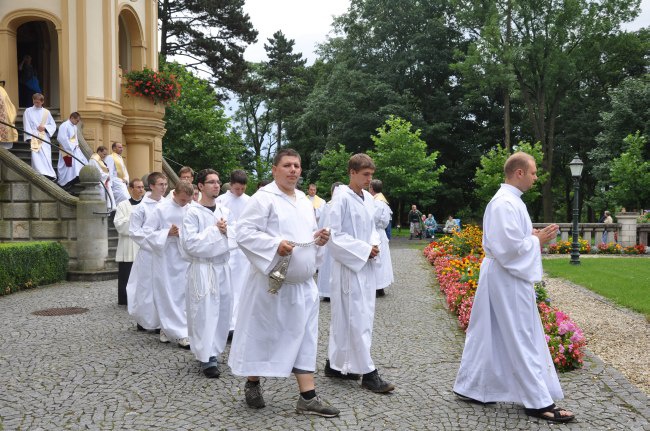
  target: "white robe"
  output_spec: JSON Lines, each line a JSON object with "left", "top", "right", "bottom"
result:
{"left": 113, "top": 198, "right": 140, "bottom": 262}
{"left": 216, "top": 190, "right": 251, "bottom": 330}
{"left": 327, "top": 185, "right": 381, "bottom": 375}
{"left": 88, "top": 157, "right": 115, "bottom": 210}
{"left": 105, "top": 154, "right": 130, "bottom": 205}
{"left": 126, "top": 196, "right": 162, "bottom": 329}
{"left": 316, "top": 201, "right": 334, "bottom": 298}
{"left": 180, "top": 202, "right": 233, "bottom": 363}
{"left": 56, "top": 120, "right": 88, "bottom": 186}
{"left": 373, "top": 198, "right": 394, "bottom": 290}
{"left": 145, "top": 199, "right": 190, "bottom": 341}
{"left": 228, "top": 182, "right": 324, "bottom": 377}
{"left": 23, "top": 106, "right": 56, "bottom": 178}
{"left": 453, "top": 184, "right": 563, "bottom": 409}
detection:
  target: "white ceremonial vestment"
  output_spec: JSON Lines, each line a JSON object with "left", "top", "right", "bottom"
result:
{"left": 373, "top": 198, "right": 394, "bottom": 290}
{"left": 126, "top": 196, "right": 162, "bottom": 329}
{"left": 23, "top": 106, "right": 56, "bottom": 178}
{"left": 114, "top": 199, "right": 140, "bottom": 262}
{"left": 105, "top": 155, "right": 130, "bottom": 205}
{"left": 145, "top": 199, "right": 190, "bottom": 341}
{"left": 453, "top": 184, "right": 563, "bottom": 409}
{"left": 180, "top": 202, "right": 233, "bottom": 363}
{"left": 88, "top": 157, "right": 115, "bottom": 210}
{"left": 56, "top": 119, "right": 87, "bottom": 186}
{"left": 228, "top": 182, "right": 324, "bottom": 377}
{"left": 316, "top": 201, "right": 334, "bottom": 298}
{"left": 216, "top": 190, "right": 251, "bottom": 330}
{"left": 327, "top": 185, "right": 381, "bottom": 375}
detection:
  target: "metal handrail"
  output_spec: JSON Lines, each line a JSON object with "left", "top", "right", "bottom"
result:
{"left": 0, "top": 119, "right": 114, "bottom": 214}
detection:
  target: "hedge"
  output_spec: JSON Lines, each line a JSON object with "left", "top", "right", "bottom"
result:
{"left": 0, "top": 241, "right": 68, "bottom": 296}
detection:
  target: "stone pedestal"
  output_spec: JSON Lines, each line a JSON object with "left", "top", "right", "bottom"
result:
{"left": 121, "top": 86, "right": 166, "bottom": 180}
{"left": 616, "top": 213, "right": 639, "bottom": 247}
{"left": 74, "top": 165, "right": 108, "bottom": 271}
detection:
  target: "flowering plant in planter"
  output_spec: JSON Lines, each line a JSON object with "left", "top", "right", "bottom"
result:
{"left": 123, "top": 68, "right": 181, "bottom": 105}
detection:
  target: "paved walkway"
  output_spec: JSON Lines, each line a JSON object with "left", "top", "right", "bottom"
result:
{"left": 0, "top": 241, "right": 648, "bottom": 430}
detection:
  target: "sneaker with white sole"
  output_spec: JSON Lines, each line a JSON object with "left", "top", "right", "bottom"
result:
{"left": 295, "top": 395, "right": 340, "bottom": 417}
{"left": 177, "top": 337, "right": 190, "bottom": 349}
{"left": 159, "top": 330, "right": 170, "bottom": 343}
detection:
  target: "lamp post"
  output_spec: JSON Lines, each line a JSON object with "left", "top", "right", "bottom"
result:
{"left": 569, "top": 155, "right": 584, "bottom": 265}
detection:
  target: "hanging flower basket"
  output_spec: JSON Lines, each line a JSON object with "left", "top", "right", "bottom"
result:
{"left": 123, "top": 68, "right": 181, "bottom": 105}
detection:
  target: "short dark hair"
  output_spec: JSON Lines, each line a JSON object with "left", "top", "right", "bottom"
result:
{"left": 230, "top": 169, "right": 248, "bottom": 185}
{"left": 69, "top": 112, "right": 81, "bottom": 120}
{"left": 348, "top": 153, "right": 375, "bottom": 173}
{"left": 178, "top": 166, "right": 195, "bottom": 177}
{"left": 370, "top": 179, "right": 383, "bottom": 193}
{"left": 273, "top": 148, "right": 301, "bottom": 166}
{"left": 129, "top": 178, "right": 143, "bottom": 188}
{"left": 196, "top": 168, "right": 219, "bottom": 185}
{"left": 96, "top": 145, "right": 108, "bottom": 154}
{"left": 147, "top": 172, "right": 166, "bottom": 187}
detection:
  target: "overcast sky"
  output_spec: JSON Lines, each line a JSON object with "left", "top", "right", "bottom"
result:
{"left": 242, "top": 0, "right": 649, "bottom": 64}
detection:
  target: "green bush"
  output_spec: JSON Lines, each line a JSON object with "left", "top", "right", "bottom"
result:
{"left": 0, "top": 241, "right": 68, "bottom": 295}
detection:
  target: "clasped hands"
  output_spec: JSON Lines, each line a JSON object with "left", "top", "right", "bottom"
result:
{"left": 533, "top": 224, "right": 559, "bottom": 245}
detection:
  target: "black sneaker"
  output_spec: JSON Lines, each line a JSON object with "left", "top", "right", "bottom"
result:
{"left": 361, "top": 370, "right": 395, "bottom": 393}
{"left": 376, "top": 289, "right": 385, "bottom": 297}
{"left": 324, "top": 360, "right": 361, "bottom": 380}
{"left": 245, "top": 380, "right": 266, "bottom": 409}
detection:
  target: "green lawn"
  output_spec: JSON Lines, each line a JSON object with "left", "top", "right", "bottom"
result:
{"left": 542, "top": 258, "right": 650, "bottom": 318}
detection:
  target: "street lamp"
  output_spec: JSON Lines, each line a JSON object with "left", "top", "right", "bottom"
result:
{"left": 569, "top": 155, "right": 584, "bottom": 265}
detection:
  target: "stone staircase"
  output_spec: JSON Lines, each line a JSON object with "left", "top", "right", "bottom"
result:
{"left": 7, "top": 110, "right": 118, "bottom": 273}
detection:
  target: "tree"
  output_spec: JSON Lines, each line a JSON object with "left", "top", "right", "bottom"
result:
{"left": 162, "top": 61, "right": 244, "bottom": 175}
{"left": 262, "top": 31, "right": 307, "bottom": 147}
{"left": 232, "top": 63, "right": 275, "bottom": 181}
{"left": 159, "top": 0, "right": 257, "bottom": 93}
{"left": 474, "top": 142, "right": 547, "bottom": 214}
{"left": 315, "top": 144, "right": 352, "bottom": 200}
{"left": 454, "top": 0, "right": 643, "bottom": 221}
{"left": 606, "top": 132, "right": 650, "bottom": 211}
{"left": 367, "top": 116, "right": 446, "bottom": 223}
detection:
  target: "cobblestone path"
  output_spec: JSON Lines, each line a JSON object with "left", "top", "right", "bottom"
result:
{"left": 0, "top": 243, "right": 648, "bottom": 430}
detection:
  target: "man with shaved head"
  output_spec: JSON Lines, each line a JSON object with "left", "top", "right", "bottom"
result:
{"left": 453, "top": 152, "right": 574, "bottom": 423}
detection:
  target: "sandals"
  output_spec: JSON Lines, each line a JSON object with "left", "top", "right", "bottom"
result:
{"left": 525, "top": 404, "right": 575, "bottom": 423}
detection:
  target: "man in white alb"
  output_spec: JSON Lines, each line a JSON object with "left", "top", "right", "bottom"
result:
{"left": 88, "top": 146, "right": 115, "bottom": 211}
{"left": 369, "top": 179, "right": 394, "bottom": 297}
{"left": 325, "top": 153, "right": 395, "bottom": 393}
{"left": 228, "top": 149, "right": 339, "bottom": 417}
{"left": 23, "top": 93, "right": 56, "bottom": 180}
{"left": 126, "top": 172, "right": 167, "bottom": 333}
{"left": 105, "top": 142, "right": 130, "bottom": 205}
{"left": 453, "top": 152, "right": 574, "bottom": 423}
{"left": 180, "top": 169, "right": 232, "bottom": 378}
{"left": 114, "top": 178, "right": 145, "bottom": 305}
{"left": 215, "top": 169, "right": 251, "bottom": 333}
{"left": 145, "top": 181, "right": 193, "bottom": 348}
{"left": 56, "top": 112, "right": 87, "bottom": 190}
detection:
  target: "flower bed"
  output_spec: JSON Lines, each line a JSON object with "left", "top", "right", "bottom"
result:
{"left": 424, "top": 226, "right": 586, "bottom": 371}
